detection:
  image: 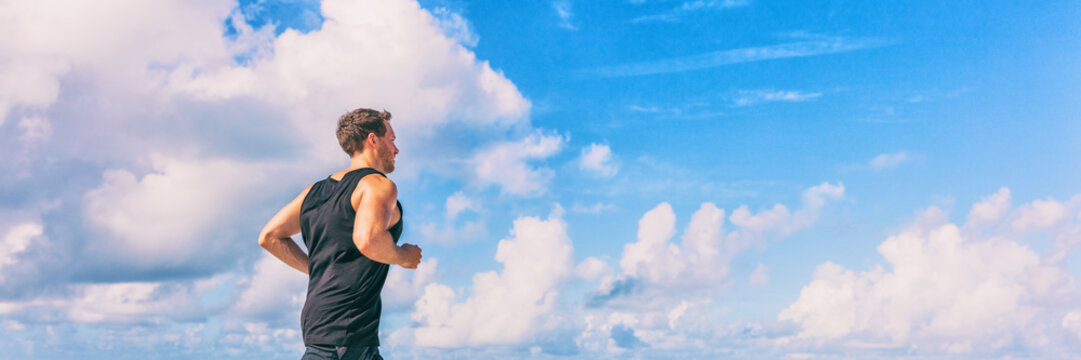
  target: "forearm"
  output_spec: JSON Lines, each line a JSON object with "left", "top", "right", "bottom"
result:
{"left": 355, "top": 230, "right": 405, "bottom": 265}
{"left": 260, "top": 235, "right": 310, "bottom": 274}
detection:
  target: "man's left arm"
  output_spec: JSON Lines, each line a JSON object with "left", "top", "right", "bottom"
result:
{"left": 258, "top": 186, "right": 312, "bottom": 275}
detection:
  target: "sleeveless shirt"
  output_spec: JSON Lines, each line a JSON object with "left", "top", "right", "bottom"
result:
{"left": 299, "top": 168, "right": 403, "bottom": 347}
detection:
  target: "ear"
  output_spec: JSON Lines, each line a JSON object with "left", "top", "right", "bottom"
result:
{"left": 366, "top": 132, "right": 379, "bottom": 145}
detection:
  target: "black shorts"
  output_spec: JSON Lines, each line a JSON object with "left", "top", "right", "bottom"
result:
{"left": 301, "top": 344, "right": 383, "bottom": 360}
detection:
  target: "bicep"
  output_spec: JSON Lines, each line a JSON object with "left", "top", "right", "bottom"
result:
{"left": 352, "top": 180, "right": 397, "bottom": 238}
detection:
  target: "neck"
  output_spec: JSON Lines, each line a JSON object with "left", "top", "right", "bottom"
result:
{"left": 347, "top": 154, "right": 382, "bottom": 173}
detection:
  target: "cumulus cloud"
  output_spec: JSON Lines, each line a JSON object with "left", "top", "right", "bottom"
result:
{"left": 411, "top": 207, "right": 573, "bottom": 347}
{"left": 382, "top": 259, "right": 439, "bottom": 311}
{"left": 578, "top": 143, "right": 619, "bottom": 178}
{"left": 1012, "top": 197, "right": 1072, "bottom": 232}
{"left": 173, "top": 0, "right": 530, "bottom": 158}
{"left": 0, "top": 273, "right": 228, "bottom": 330}
{"left": 727, "top": 182, "right": 845, "bottom": 250}
{"left": 0, "top": 0, "right": 235, "bottom": 122}
{"left": 576, "top": 256, "right": 614, "bottom": 281}
{"left": 0, "top": 0, "right": 541, "bottom": 356}
{"left": 2, "top": 0, "right": 534, "bottom": 276}
{"left": 599, "top": 182, "right": 844, "bottom": 301}
{"left": 230, "top": 255, "right": 307, "bottom": 323}
{"left": 576, "top": 183, "right": 844, "bottom": 353}
{"left": 619, "top": 202, "right": 727, "bottom": 286}
{"left": 966, "top": 187, "right": 1010, "bottom": 229}
{"left": 779, "top": 190, "right": 1081, "bottom": 355}
{"left": 469, "top": 132, "right": 565, "bottom": 196}
{"left": 66, "top": 281, "right": 212, "bottom": 324}
{"left": 445, "top": 191, "right": 478, "bottom": 220}
{"left": 868, "top": 151, "right": 910, "bottom": 170}
{"left": 82, "top": 156, "right": 270, "bottom": 271}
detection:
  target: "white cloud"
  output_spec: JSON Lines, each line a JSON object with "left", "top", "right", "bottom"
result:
{"left": 66, "top": 282, "right": 203, "bottom": 324}
{"left": 620, "top": 202, "right": 728, "bottom": 286}
{"left": 230, "top": 255, "right": 307, "bottom": 322}
{"left": 470, "top": 132, "right": 565, "bottom": 196}
{"left": 728, "top": 182, "right": 844, "bottom": 249}
{"left": 383, "top": 259, "right": 440, "bottom": 311}
{"left": 0, "top": 0, "right": 546, "bottom": 357}
{"left": 411, "top": 207, "right": 573, "bottom": 347}
{"left": 431, "top": 7, "right": 479, "bottom": 47}
{"left": 578, "top": 143, "right": 619, "bottom": 178}
{"left": 576, "top": 257, "right": 613, "bottom": 281}
{"left": 14, "top": 274, "right": 229, "bottom": 326}
{"left": 175, "top": 0, "right": 530, "bottom": 155}
{"left": 82, "top": 156, "right": 270, "bottom": 270}
{"left": 779, "top": 191, "right": 1081, "bottom": 355}
{"left": 733, "top": 90, "right": 823, "bottom": 107}
{"left": 220, "top": 320, "right": 302, "bottom": 355}
{"left": 1010, "top": 195, "right": 1081, "bottom": 264}
{"left": 576, "top": 183, "right": 845, "bottom": 353}
{"left": 966, "top": 187, "right": 1010, "bottom": 229}
{"left": 4, "top": 0, "right": 533, "bottom": 188}
{"left": 0, "top": 0, "right": 235, "bottom": 121}
{"left": 0, "top": 223, "right": 40, "bottom": 283}
{"left": 1063, "top": 310, "right": 1081, "bottom": 340}
{"left": 604, "top": 182, "right": 843, "bottom": 300}
{"left": 1012, "top": 198, "right": 1070, "bottom": 231}
{"left": 445, "top": 191, "right": 478, "bottom": 220}
{"left": 868, "top": 151, "right": 910, "bottom": 170}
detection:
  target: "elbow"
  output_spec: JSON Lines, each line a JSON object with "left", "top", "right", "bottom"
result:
{"left": 258, "top": 231, "right": 274, "bottom": 248}
{"left": 353, "top": 232, "right": 375, "bottom": 255}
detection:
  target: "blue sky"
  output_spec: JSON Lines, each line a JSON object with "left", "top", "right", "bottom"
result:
{"left": 1, "top": 0, "right": 1080, "bottom": 359}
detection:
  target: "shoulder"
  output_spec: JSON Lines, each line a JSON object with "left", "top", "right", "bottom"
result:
{"left": 294, "top": 184, "right": 315, "bottom": 204}
{"left": 351, "top": 172, "right": 397, "bottom": 208}
{"left": 358, "top": 173, "right": 396, "bottom": 195}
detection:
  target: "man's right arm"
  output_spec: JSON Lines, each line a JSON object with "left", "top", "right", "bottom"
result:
{"left": 351, "top": 176, "right": 421, "bottom": 269}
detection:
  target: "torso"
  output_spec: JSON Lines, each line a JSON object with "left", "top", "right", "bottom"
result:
{"left": 300, "top": 167, "right": 403, "bottom": 347}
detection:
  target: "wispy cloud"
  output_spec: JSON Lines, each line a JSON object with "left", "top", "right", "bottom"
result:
{"left": 579, "top": 38, "right": 885, "bottom": 78}
{"left": 552, "top": 1, "right": 577, "bottom": 30}
{"left": 572, "top": 202, "right": 619, "bottom": 214}
{"left": 632, "top": 0, "right": 749, "bottom": 23}
{"left": 869, "top": 151, "right": 910, "bottom": 170}
{"left": 732, "top": 89, "right": 822, "bottom": 106}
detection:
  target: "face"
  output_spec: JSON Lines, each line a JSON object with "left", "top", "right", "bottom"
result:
{"left": 375, "top": 120, "right": 399, "bottom": 173}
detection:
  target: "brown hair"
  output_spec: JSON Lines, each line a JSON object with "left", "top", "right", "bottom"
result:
{"left": 336, "top": 108, "right": 390, "bottom": 156}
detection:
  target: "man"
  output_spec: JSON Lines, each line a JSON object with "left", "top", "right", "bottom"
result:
{"left": 258, "top": 108, "right": 422, "bottom": 360}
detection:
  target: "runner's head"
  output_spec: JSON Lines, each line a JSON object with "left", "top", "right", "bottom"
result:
{"left": 337, "top": 108, "right": 399, "bottom": 173}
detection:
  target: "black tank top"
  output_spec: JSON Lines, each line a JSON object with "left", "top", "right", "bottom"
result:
{"left": 299, "top": 168, "right": 403, "bottom": 347}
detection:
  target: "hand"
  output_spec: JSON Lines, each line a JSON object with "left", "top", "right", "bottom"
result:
{"left": 398, "top": 243, "right": 422, "bottom": 269}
